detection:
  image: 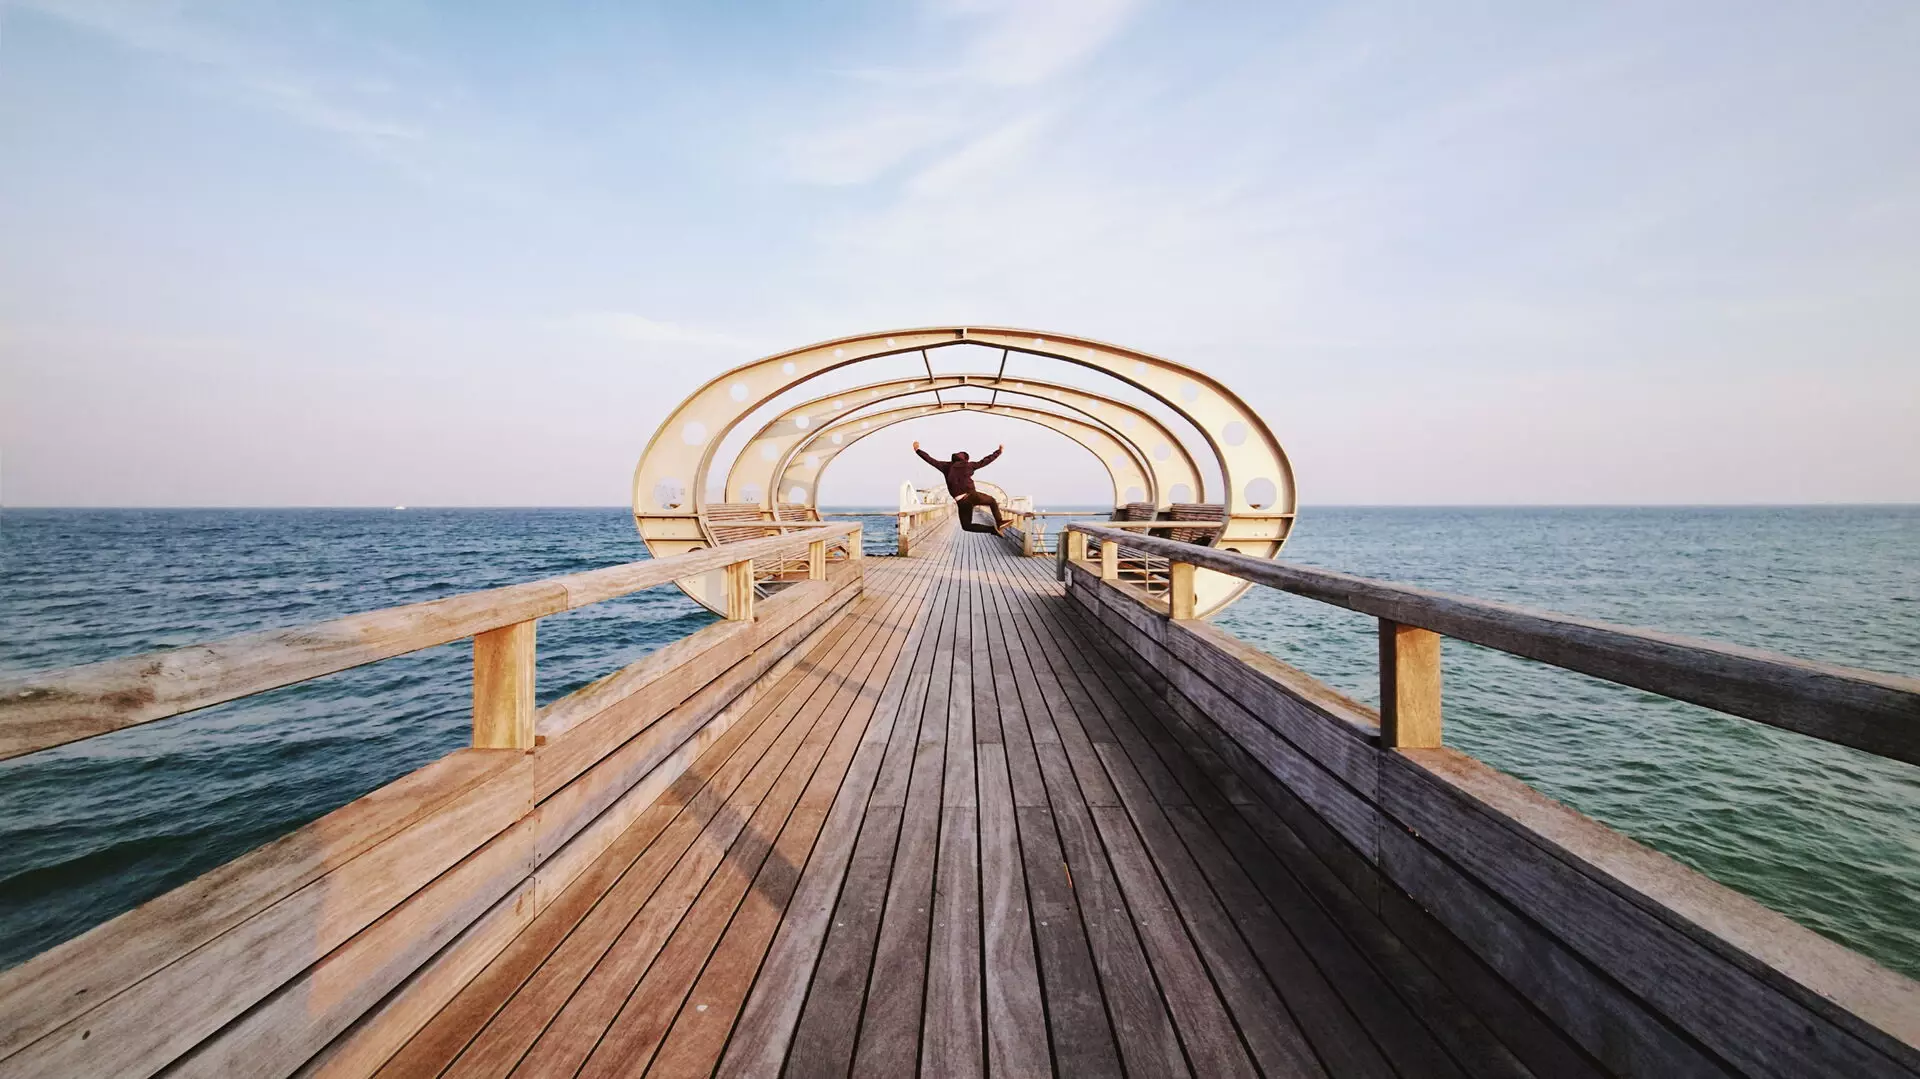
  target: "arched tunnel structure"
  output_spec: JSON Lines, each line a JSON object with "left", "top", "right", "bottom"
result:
{"left": 633, "top": 327, "right": 1296, "bottom": 618}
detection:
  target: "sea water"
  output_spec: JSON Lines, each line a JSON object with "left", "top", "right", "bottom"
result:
{"left": 1, "top": 506, "right": 1914, "bottom": 980}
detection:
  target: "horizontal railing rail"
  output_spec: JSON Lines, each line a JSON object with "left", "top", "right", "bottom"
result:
{"left": 1064, "top": 522, "right": 1920, "bottom": 766}
{"left": 896, "top": 500, "right": 954, "bottom": 556}
{"left": 0, "top": 521, "right": 862, "bottom": 761}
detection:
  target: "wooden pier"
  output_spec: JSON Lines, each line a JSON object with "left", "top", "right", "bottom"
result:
{"left": 0, "top": 326, "right": 1915, "bottom": 1078}
{"left": 2, "top": 515, "right": 1917, "bottom": 1077}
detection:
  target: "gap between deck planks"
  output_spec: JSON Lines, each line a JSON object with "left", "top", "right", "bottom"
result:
{"left": 363, "top": 530, "right": 1598, "bottom": 1079}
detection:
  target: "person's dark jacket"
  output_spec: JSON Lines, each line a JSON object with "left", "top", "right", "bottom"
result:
{"left": 916, "top": 447, "right": 1000, "bottom": 497}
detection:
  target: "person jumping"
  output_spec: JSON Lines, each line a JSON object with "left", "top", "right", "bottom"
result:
{"left": 914, "top": 441, "right": 1007, "bottom": 534}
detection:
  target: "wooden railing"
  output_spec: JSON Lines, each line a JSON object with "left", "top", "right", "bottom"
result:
{"left": 0, "top": 521, "right": 870, "bottom": 1079}
{"left": 896, "top": 501, "right": 953, "bottom": 556}
{"left": 1059, "top": 522, "right": 1920, "bottom": 1078}
{"left": 0, "top": 522, "right": 862, "bottom": 762}
{"left": 1064, "top": 523, "right": 1920, "bottom": 765}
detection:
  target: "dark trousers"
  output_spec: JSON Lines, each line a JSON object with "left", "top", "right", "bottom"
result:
{"left": 956, "top": 492, "right": 1003, "bottom": 533}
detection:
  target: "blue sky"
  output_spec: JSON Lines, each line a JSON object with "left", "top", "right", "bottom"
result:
{"left": 2, "top": 0, "right": 1916, "bottom": 506}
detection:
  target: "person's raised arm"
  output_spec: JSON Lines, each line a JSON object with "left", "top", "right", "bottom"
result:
{"left": 913, "top": 441, "right": 944, "bottom": 470}
{"left": 974, "top": 445, "right": 1004, "bottom": 469}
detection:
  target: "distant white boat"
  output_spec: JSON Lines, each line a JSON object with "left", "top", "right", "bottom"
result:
{"left": 394, "top": 505, "right": 407, "bottom": 511}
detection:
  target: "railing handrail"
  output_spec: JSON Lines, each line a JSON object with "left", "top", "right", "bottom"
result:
{"left": 1065, "top": 522, "right": 1920, "bottom": 766}
{"left": 0, "top": 522, "right": 860, "bottom": 762}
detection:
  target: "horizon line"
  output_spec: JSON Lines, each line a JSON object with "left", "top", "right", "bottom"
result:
{"left": 3, "top": 502, "right": 1917, "bottom": 511}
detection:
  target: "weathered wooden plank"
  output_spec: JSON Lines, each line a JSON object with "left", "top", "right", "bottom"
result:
{"left": 575, "top": 757, "right": 830, "bottom": 1079}
{"left": 169, "top": 816, "right": 539, "bottom": 1079}
{"left": 941, "top": 546, "right": 977, "bottom": 808}
{"left": 868, "top": 543, "right": 960, "bottom": 808}
{"left": 0, "top": 753, "right": 534, "bottom": 1079}
{"left": 391, "top": 633, "right": 833, "bottom": 1079}
{"left": 1378, "top": 823, "right": 1730, "bottom": 1078}
{"left": 1385, "top": 748, "right": 1920, "bottom": 1078}
{"left": 531, "top": 570, "right": 859, "bottom": 802}
{"left": 997, "top": 602, "right": 1120, "bottom": 807}
{"left": 646, "top": 805, "right": 831, "bottom": 1077}
{"left": 976, "top": 747, "right": 1050, "bottom": 1079}
{"left": 1373, "top": 882, "right": 1614, "bottom": 1079}
{"left": 720, "top": 559, "right": 950, "bottom": 1077}
{"left": 777, "top": 804, "right": 904, "bottom": 1077}
{"left": 1088, "top": 742, "right": 1327, "bottom": 1078}
{"left": 977, "top": 550, "right": 1048, "bottom": 806}
{"left": 1072, "top": 577, "right": 1380, "bottom": 856}
{"left": 1012, "top": 805, "right": 1123, "bottom": 1078}
{"left": 1066, "top": 523, "right": 1920, "bottom": 765}
{"left": 498, "top": 799, "right": 768, "bottom": 1076}
{"left": 1049, "top": 556, "right": 1633, "bottom": 1077}
{"left": 845, "top": 552, "right": 963, "bottom": 1078}
{"left": 922, "top": 803, "right": 985, "bottom": 1079}
{"left": 536, "top": 619, "right": 750, "bottom": 740}
{"left": 530, "top": 574, "right": 860, "bottom": 860}
{"left": 1085, "top": 804, "right": 1256, "bottom": 1078}
{"left": 363, "top": 777, "right": 701, "bottom": 1078}
{"left": 1159, "top": 805, "right": 1398, "bottom": 1079}
{"left": 850, "top": 626, "right": 951, "bottom": 1078}
{"left": 0, "top": 749, "right": 510, "bottom": 1065}
{"left": 437, "top": 635, "right": 856, "bottom": 1079}
{"left": 296, "top": 875, "right": 537, "bottom": 1079}
{"left": 648, "top": 571, "right": 937, "bottom": 1075}
{"left": 1003, "top": 553, "right": 1407, "bottom": 1077}
{"left": 969, "top": 547, "right": 1003, "bottom": 749}
{"left": 1031, "top": 738, "right": 1189, "bottom": 1078}
{"left": 498, "top": 574, "right": 902, "bottom": 1078}
{"left": 1162, "top": 617, "right": 1379, "bottom": 792}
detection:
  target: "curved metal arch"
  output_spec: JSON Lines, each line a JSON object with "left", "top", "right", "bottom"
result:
{"left": 780, "top": 401, "right": 1154, "bottom": 509}
{"left": 633, "top": 326, "right": 1295, "bottom": 618}
{"left": 726, "top": 374, "right": 1198, "bottom": 509}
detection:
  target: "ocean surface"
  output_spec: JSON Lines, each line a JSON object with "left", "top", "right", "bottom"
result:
{"left": 1, "top": 506, "right": 1915, "bottom": 983}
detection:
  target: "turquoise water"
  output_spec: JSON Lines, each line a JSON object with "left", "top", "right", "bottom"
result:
{"left": 1, "top": 506, "right": 1915, "bottom": 982}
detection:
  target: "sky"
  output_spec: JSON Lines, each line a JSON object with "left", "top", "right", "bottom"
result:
{"left": 1, "top": 0, "right": 1916, "bottom": 507}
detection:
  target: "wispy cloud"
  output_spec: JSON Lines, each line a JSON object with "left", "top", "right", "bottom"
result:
{"left": 12, "top": 0, "right": 422, "bottom": 150}
{"left": 934, "top": 0, "right": 1146, "bottom": 88}
{"left": 777, "top": 0, "right": 1148, "bottom": 187}
{"left": 564, "top": 312, "right": 767, "bottom": 354}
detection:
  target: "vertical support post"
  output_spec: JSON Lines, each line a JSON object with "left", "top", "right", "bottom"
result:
{"left": 808, "top": 538, "right": 827, "bottom": 580}
{"left": 725, "top": 559, "right": 755, "bottom": 621}
{"left": 1022, "top": 523, "right": 1036, "bottom": 557}
{"left": 1066, "top": 530, "right": 1088, "bottom": 564}
{"left": 1169, "top": 561, "right": 1196, "bottom": 620}
{"left": 1100, "top": 540, "right": 1119, "bottom": 581}
{"left": 898, "top": 513, "right": 911, "bottom": 557}
{"left": 472, "top": 620, "right": 535, "bottom": 750}
{"left": 1380, "top": 620, "right": 1443, "bottom": 748}
{"left": 850, "top": 525, "right": 865, "bottom": 560}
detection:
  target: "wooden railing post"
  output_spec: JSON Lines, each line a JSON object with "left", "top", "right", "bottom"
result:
{"left": 808, "top": 539, "right": 827, "bottom": 580}
{"left": 725, "top": 559, "right": 755, "bottom": 621}
{"left": 850, "top": 525, "right": 864, "bottom": 560}
{"left": 897, "top": 513, "right": 911, "bottom": 556}
{"left": 472, "top": 620, "right": 535, "bottom": 750}
{"left": 1100, "top": 540, "right": 1119, "bottom": 581}
{"left": 1066, "top": 530, "right": 1088, "bottom": 564}
{"left": 1380, "top": 619, "right": 1442, "bottom": 748}
{"left": 1169, "top": 561, "right": 1196, "bottom": 620}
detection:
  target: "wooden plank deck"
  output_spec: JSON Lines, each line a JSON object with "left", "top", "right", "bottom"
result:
{"left": 377, "top": 529, "right": 1601, "bottom": 1078}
